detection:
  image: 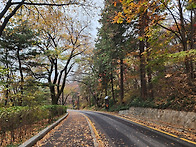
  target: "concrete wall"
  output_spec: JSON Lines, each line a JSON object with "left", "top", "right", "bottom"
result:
{"left": 119, "top": 107, "right": 196, "bottom": 129}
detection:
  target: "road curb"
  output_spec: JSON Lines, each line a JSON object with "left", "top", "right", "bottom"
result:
{"left": 88, "top": 110, "right": 196, "bottom": 145}
{"left": 19, "top": 113, "right": 69, "bottom": 147}
{"left": 81, "top": 113, "right": 99, "bottom": 147}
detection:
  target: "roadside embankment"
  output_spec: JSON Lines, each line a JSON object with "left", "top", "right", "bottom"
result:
{"left": 119, "top": 107, "right": 196, "bottom": 129}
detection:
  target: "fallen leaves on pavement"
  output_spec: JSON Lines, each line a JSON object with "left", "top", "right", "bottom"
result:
{"left": 34, "top": 111, "right": 94, "bottom": 147}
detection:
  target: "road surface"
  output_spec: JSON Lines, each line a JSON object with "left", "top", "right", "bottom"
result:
{"left": 80, "top": 110, "right": 195, "bottom": 147}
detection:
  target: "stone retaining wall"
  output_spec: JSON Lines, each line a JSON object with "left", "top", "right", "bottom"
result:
{"left": 119, "top": 107, "right": 196, "bottom": 129}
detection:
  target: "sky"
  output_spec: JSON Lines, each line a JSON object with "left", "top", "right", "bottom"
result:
{"left": 64, "top": 0, "right": 105, "bottom": 40}
{"left": 88, "top": 0, "right": 104, "bottom": 39}
{"left": 0, "top": 0, "right": 104, "bottom": 89}
{"left": 0, "top": 0, "right": 105, "bottom": 39}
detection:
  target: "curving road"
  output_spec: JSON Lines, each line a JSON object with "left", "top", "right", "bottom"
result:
{"left": 80, "top": 110, "right": 195, "bottom": 147}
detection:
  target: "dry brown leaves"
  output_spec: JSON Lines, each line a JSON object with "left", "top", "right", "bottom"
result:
{"left": 0, "top": 119, "right": 50, "bottom": 147}
{"left": 118, "top": 113, "right": 196, "bottom": 142}
{"left": 34, "top": 111, "right": 95, "bottom": 147}
{"left": 94, "top": 110, "right": 195, "bottom": 143}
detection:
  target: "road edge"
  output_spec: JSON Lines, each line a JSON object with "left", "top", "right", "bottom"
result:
{"left": 83, "top": 110, "right": 196, "bottom": 145}
{"left": 115, "top": 114, "right": 196, "bottom": 145}
{"left": 81, "top": 113, "right": 99, "bottom": 147}
{"left": 19, "top": 113, "right": 69, "bottom": 147}
{"left": 81, "top": 113, "right": 104, "bottom": 147}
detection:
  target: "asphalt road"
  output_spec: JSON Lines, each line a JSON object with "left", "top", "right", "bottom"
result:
{"left": 80, "top": 110, "right": 195, "bottom": 147}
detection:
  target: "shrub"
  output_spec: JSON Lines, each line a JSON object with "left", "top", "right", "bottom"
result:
{"left": 108, "top": 97, "right": 157, "bottom": 112}
{"left": 41, "top": 105, "right": 67, "bottom": 122}
{"left": 0, "top": 105, "right": 67, "bottom": 145}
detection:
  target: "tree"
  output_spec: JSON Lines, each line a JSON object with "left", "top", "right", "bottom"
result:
{"left": 94, "top": 0, "right": 135, "bottom": 104}
{"left": 72, "top": 43, "right": 98, "bottom": 107}
{"left": 117, "top": 0, "right": 195, "bottom": 80}
{"left": 0, "top": 0, "right": 89, "bottom": 36}
{"left": 158, "top": 0, "right": 196, "bottom": 80}
{"left": 114, "top": 0, "right": 154, "bottom": 99}
{"left": 0, "top": 66, "right": 10, "bottom": 105}
{"left": 0, "top": 21, "right": 38, "bottom": 105}
{"left": 33, "top": 8, "right": 90, "bottom": 104}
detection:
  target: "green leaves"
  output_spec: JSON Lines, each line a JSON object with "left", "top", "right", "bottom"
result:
{"left": 0, "top": 66, "right": 8, "bottom": 76}
{"left": 167, "top": 49, "right": 196, "bottom": 62}
{"left": 0, "top": 105, "right": 67, "bottom": 145}
{"left": 117, "top": 17, "right": 124, "bottom": 24}
{"left": 186, "top": 0, "right": 196, "bottom": 10}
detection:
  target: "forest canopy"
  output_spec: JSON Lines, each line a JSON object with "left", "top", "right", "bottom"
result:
{"left": 0, "top": 0, "right": 195, "bottom": 112}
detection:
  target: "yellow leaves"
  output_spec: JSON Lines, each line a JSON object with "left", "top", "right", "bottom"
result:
{"left": 117, "top": 17, "right": 124, "bottom": 23}
{"left": 138, "top": 3, "right": 144, "bottom": 10}
{"left": 121, "top": 0, "right": 133, "bottom": 5}
{"left": 138, "top": 36, "right": 144, "bottom": 41}
{"left": 113, "top": 12, "right": 125, "bottom": 24}
{"left": 114, "top": 0, "right": 166, "bottom": 27}
{"left": 113, "top": 16, "right": 119, "bottom": 23}
{"left": 128, "top": 2, "right": 135, "bottom": 8}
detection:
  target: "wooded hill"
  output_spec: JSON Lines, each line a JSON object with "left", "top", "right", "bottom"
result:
{"left": 0, "top": 0, "right": 195, "bottom": 112}
{"left": 78, "top": 0, "right": 196, "bottom": 112}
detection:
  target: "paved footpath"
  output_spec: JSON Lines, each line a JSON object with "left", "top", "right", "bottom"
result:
{"left": 34, "top": 111, "right": 95, "bottom": 147}
{"left": 32, "top": 110, "right": 195, "bottom": 147}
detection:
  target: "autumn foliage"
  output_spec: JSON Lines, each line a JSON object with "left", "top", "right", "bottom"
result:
{"left": 79, "top": 0, "right": 196, "bottom": 112}
{"left": 0, "top": 105, "right": 67, "bottom": 146}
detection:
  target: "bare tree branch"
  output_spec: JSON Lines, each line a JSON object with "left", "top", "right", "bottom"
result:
{"left": 11, "top": 1, "right": 82, "bottom": 6}
{"left": 162, "top": 1, "right": 182, "bottom": 38}
{"left": 157, "top": 23, "right": 182, "bottom": 42}
{"left": 0, "top": 0, "right": 88, "bottom": 36}
{"left": 0, "top": 0, "right": 25, "bottom": 36}
{"left": 0, "top": 0, "right": 12, "bottom": 20}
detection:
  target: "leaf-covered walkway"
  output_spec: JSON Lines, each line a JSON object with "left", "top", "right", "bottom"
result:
{"left": 34, "top": 111, "right": 94, "bottom": 147}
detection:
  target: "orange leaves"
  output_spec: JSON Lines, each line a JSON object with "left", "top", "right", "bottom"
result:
{"left": 114, "top": 0, "right": 125, "bottom": 7}
{"left": 114, "top": 0, "right": 166, "bottom": 27}
{"left": 165, "top": 74, "right": 172, "bottom": 78}
{"left": 113, "top": 12, "right": 125, "bottom": 24}
{"left": 114, "top": 2, "right": 117, "bottom": 7}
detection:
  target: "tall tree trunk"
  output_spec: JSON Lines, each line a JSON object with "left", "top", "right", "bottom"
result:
{"left": 146, "top": 42, "right": 154, "bottom": 98}
{"left": 133, "top": 66, "right": 138, "bottom": 89}
{"left": 17, "top": 48, "right": 24, "bottom": 106}
{"left": 5, "top": 50, "right": 9, "bottom": 106}
{"left": 147, "top": 57, "right": 153, "bottom": 98}
{"left": 178, "top": 0, "right": 191, "bottom": 80}
{"left": 120, "top": 58, "right": 124, "bottom": 104}
{"left": 50, "top": 84, "right": 57, "bottom": 105}
{"left": 4, "top": 83, "right": 9, "bottom": 105}
{"left": 64, "top": 94, "right": 69, "bottom": 105}
{"left": 139, "top": 14, "right": 147, "bottom": 100}
{"left": 88, "top": 92, "right": 91, "bottom": 106}
{"left": 189, "top": 8, "right": 195, "bottom": 79}
{"left": 102, "top": 73, "right": 108, "bottom": 97}
{"left": 105, "top": 80, "right": 108, "bottom": 97}
{"left": 51, "top": 96, "right": 58, "bottom": 105}
{"left": 61, "top": 90, "right": 64, "bottom": 105}
{"left": 144, "top": 8, "right": 153, "bottom": 99}
{"left": 111, "top": 72, "right": 116, "bottom": 103}
{"left": 139, "top": 46, "right": 147, "bottom": 100}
